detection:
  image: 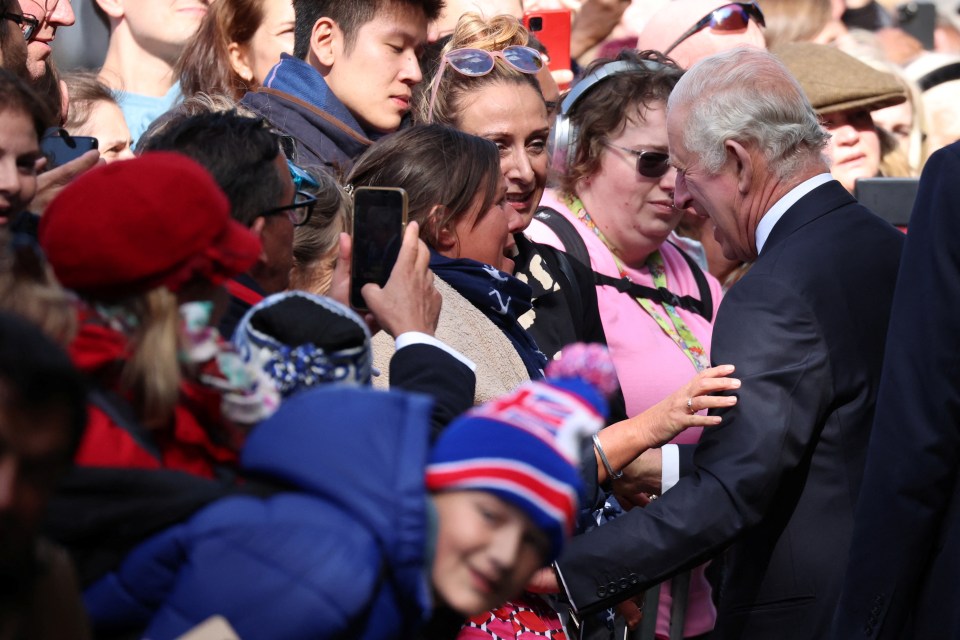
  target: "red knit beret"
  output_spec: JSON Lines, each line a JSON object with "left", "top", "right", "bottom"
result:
{"left": 39, "top": 152, "right": 261, "bottom": 300}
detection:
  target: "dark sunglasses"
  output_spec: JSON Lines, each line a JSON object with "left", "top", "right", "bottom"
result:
{"left": 3, "top": 11, "right": 40, "bottom": 40}
{"left": 427, "top": 45, "right": 544, "bottom": 121}
{"left": 259, "top": 190, "right": 316, "bottom": 227}
{"left": 664, "top": 2, "right": 765, "bottom": 55}
{"left": 604, "top": 142, "right": 672, "bottom": 178}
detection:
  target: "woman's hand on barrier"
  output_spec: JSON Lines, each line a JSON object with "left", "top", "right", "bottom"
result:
{"left": 615, "top": 595, "right": 645, "bottom": 631}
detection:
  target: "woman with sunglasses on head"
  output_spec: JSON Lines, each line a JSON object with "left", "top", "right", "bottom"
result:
{"left": 421, "top": 18, "right": 733, "bottom": 636}
{"left": 524, "top": 49, "right": 725, "bottom": 640}
{"left": 419, "top": 13, "right": 616, "bottom": 383}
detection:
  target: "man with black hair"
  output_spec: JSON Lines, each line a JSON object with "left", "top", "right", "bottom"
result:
{"left": 0, "top": 311, "right": 89, "bottom": 639}
{"left": 241, "top": 0, "right": 442, "bottom": 173}
{"left": 138, "top": 109, "right": 476, "bottom": 431}
{"left": 138, "top": 109, "right": 298, "bottom": 336}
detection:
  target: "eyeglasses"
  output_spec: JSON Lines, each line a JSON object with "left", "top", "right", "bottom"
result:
{"left": 259, "top": 190, "right": 316, "bottom": 226}
{"left": 3, "top": 11, "right": 40, "bottom": 40}
{"left": 604, "top": 142, "right": 672, "bottom": 178}
{"left": 664, "top": 2, "right": 765, "bottom": 55}
{"left": 427, "top": 45, "right": 544, "bottom": 122}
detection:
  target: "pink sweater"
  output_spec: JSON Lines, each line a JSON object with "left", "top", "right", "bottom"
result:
{"left": 527, "top": 191, "right": 723, "bottom": 638}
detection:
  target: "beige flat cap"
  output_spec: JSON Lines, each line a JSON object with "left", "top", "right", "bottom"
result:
{"left": 774, "top": 42, "right": 906, "bottom": 114}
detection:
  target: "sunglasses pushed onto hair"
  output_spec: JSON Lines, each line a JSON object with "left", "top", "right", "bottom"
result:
{"left": 664, "top": 2, "right": 765, "bottom": 55}
{"left": 427, "top": 45, "right": 544, "bottom": 122}
{"left": 256, "top": 160, "right": 319, "bottom": 227}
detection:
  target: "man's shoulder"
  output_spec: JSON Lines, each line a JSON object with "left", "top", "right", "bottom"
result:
{"left": 719, "top": 192, "right": 903, "bottom": 343}
{"left": 758, "top": 190, "right": 902, "bottom": 279}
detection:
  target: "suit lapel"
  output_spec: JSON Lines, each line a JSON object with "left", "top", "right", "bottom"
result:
{"left": 760, "top": 180, "right": 856, "bottom": 256}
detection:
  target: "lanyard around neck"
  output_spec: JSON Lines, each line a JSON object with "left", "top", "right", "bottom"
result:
{"left": 566, "top": 195, "right": 711, "bottom": 372}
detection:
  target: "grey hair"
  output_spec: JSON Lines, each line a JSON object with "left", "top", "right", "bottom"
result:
{"left": 668, "top": 47, "right": 829, "bottom": 180}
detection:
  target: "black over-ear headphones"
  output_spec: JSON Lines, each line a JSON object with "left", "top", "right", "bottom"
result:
{"left": 548, "top": 59, "right": 666, "bottom": 176}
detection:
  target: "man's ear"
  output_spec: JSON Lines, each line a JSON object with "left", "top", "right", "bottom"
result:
{"left": 308, "top": 17, "right": 339, "bottom": 70}
{"left": 227, "top": 42, "right": 254, "bottom": 82}
{"left": 251, "top": 216, "right": 270, "bottom": 264}
{"left": 94, "top": 0, "right": 124, "bottom": 21}
{"left": 725, "top": 139, "right": 754, "bottom": 194}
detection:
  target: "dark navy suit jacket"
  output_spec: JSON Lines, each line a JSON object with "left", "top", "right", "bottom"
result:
{"left": 831, "top": 141, "right": 960, "bottom": 639}
{"left": 555, "top": 179, "right": 904, "bottom": 639}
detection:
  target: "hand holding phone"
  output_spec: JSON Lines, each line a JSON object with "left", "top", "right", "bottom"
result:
{"left": 350, "top": 187, "right": 408, "bottom": 311}
{"left": 40, "top": 128, "right": 98, "bottom": 169}
{"left": 31, "top": 136, "right": 101, "bottom": 214}
{"left": 359, "top": 221, "right": 442, "bottom": 338}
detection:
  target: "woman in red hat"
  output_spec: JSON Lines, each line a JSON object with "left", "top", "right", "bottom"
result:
{"left": 38, "top": 151, "right": 277, "bottom": 478}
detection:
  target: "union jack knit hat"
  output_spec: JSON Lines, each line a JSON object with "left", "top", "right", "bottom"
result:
{"left": 426, "top": 343, "right": 616, "bottom": 562}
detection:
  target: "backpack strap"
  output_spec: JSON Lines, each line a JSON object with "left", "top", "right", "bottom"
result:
{"left": 591, "top": 271, "right": 712, "bottom": 320}
{"left": 535, "top": 206, "right": 714, "bottom": 321}
{"left": 535, "top": 206, "right": 591, "bottom": 266}
{"left": 594, "top": 242, "right": 714, "bottom": 321}
{"left": 549, "top": 248, "right": 585, "bottom": 329}
{"left": 668, "top": 240, "right": 714, "bottom": 322}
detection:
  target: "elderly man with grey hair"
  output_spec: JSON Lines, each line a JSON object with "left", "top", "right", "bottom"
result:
{"left": 545, "top": 47, "right": 904, "bottom": 640}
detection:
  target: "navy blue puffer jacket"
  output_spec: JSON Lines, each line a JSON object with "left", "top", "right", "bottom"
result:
{"left": 84, "top": 386, "right": 435, "bottom": 639}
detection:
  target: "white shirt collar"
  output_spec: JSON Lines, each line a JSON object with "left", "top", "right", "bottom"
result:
{"left": 755, "top": 173, "right": 834, "bottom": 254}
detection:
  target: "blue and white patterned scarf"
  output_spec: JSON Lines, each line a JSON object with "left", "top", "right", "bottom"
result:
{"left": 429, "top": 250, "right": 546, "bottom": 380}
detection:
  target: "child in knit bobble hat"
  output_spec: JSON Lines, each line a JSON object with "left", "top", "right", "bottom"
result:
{"left": 426, "top": 343, "right": 615, "bottom": 621}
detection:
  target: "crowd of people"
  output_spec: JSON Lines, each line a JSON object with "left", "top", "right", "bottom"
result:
{"left": 0, "top": 0, "right": 958, "bottom": 638}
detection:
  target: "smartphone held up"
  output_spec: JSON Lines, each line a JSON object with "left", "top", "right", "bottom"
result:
{"left": 349, "top": 187, "right": 408, "bottom": 311}
{"left": 40, "top": 128, "right": 98, "bottom": 169}
{"left": 524, "top": 8, "right": 572, "bottom": 86}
